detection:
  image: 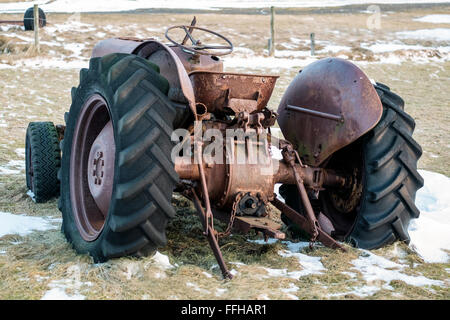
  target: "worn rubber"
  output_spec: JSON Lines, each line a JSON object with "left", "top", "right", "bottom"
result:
{"left": 25, "top": 122, "right": 61, "bottom": 203}
{"left": 347, "top": 83, "right": 423, "bottom": 248}
{"left": 59, "top": 53, "right": 178, "bottom": 262}
{"left": 280, "top": 83, "right": 423, "bottom": 249}
{"left": 23, "top": 7, "right": 46, "bottom": 31}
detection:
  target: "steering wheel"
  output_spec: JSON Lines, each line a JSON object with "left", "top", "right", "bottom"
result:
{"left": 165, "top": 25, "right": 233, "bottom": 56}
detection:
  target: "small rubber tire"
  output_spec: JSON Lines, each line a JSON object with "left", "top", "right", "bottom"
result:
{"left": 59, "top": 53, "right": 178, "bottom": 262}
{"left": 23, "top": 7, "right": 46, "bottom": 31}
{"left": 280, "top": 83, "right": 424, "bottom": 249}
{"left": 25, "top": 122, "right": 61, "bottom": 203}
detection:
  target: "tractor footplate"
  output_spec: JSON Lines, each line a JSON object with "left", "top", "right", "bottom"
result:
{"left": 213, "top": 208, "right": 285, "bottom": 240}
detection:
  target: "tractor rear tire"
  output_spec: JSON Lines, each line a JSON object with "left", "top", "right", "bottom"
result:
{"left": 25, "top": 122, "right": 61, "bottom": 203}
{"left": 23, "top": 7, "right": 46, "bottom": 31}
{"left": 59, "top": 53, "right": 178, "bottom": 262}
{"left": 347, "top": 83, "right": 424, "bottom": 248}
{"left": 280, "top": 83, "right": 424, "bottom": 249}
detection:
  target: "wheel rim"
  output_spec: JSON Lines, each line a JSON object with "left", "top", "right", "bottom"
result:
{"left": 70, "top": 94, "right": 116, "bottom": 241}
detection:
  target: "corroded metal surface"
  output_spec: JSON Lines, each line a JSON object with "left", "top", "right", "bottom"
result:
{"left": 189, "top": 71, "right": 279, "bottom": 114}
{"left": 277, "top": 58, "right": 382, "bottom": 166}
{"left": 70, "top": 94, "right": 112, "bottom": 242}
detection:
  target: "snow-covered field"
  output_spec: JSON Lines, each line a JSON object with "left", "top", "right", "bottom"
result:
{"left": 0, "top": 3, "right": 448, "bottom": 300}
{"left": 1, "top": 0, "right": 450, "bottom": 13}
{"left": 0, "top": 153, "right": 448, "bottom": 300}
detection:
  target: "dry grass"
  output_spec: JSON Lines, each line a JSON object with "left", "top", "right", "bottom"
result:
{"left": 0, "top": 6, "right": 449, "bottom": 300}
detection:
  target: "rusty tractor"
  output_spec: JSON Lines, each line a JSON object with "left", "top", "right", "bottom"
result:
{"left": 25, "top": 18, "right": 423, "bottom": 279}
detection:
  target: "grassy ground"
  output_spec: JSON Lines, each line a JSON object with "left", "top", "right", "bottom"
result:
{"left": 0, "top": 5, "right": 449, "bottom": 299}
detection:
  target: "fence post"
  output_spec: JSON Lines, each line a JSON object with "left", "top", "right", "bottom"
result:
{"left": 33, "top": 4, "right": 40, "bottom": 53}
{"left": 269, "top": 6, "right": 275, "bottom": 56}
{"left": 310, "top": 32, "right": 315, "bottom": 56}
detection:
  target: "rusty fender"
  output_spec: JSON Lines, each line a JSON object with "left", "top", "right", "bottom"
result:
{"left": 277, "top": 58, "right": 382, "bottom": 167}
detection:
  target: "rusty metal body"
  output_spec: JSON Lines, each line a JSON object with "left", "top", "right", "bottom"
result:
{"left": 277, "top": 58, "right": 382, "bottom": 166}
{"left": 83, "top": 22, "right": 384, "bottom": 278}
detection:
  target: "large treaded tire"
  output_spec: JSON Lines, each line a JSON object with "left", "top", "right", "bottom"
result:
{"left": 23, "top": 7, "right": 46, "bottom": 31}
{"left": 59, "top": 53, "right": 179, "bottom": 262}
{"left": 280, "top": 83, "right": 424, "bottom": 249}
{"left": 347, "top": 83, "right": 424, "bottom": 249}
{"left": 25, "top": 122, "right": 61, "bottom": 203}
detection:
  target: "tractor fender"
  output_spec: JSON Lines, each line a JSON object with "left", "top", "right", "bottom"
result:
{"left": 277, "top": 58, "right": 382, "bottom": 166}
{"left": 92, "top": 38, "right": 197, "bottom": 119}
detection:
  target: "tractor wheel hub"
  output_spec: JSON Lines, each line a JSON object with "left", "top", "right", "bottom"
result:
{"left": 87, "top": 121, "right": 115, "bottom": 218}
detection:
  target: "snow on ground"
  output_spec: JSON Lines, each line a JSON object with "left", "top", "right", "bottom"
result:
{"left": 269, "top": 169, "right": 450, "bottom": 265}
{"left": 1, "top": 0, "right": 450, "bottom": 13}
{"left": 351, "top": 250, "right": 444, "bottom": 287}
{"left": 396, "top": 28, "right": 450, "bottom": 42}
{"left": 0, "top": 159, "right": 25, "bottom": 175}
{"left": 410, "top": 170, "right": 450, "bottom": 263}
{"left": 149, "top": 251, "right": 175, "bottom": 270}
{"left": 414, "top": 14, "right": 450, "bottom": 24}
{"left": 361, "top": 41, "right": 450, "bottom": 53}
{"left": 41, "top": 274, "right": 93, "bottom": 300}
{"left": 0, "top": 212, "right": 58, "bottom": 238}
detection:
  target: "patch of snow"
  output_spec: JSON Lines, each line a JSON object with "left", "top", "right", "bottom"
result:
{"left": 202, "top": 271, "right": 213, "bottom": 278}
{"left": 262, "top": 267, "right": 307, "bottom": 280}
{"left": 275, "top": 50, "right": 311, "bottom": 58}
{"left": 396, "top": 28, "right": 450, "bottom": 42}
{"left": 284, "top": 241, "right": 310, "bottom": 252}
{"left": 278, "top": 249, "right": 326, "bottom": 275}
{"left": 414, "top": 15, "right": 450, "bottom": 24}
{"left": 41, "top": 278, "right": 91, "bottom": 300}
{"left": 15, "top": 148, "right": 25, "bottom": 158}
{"left": 341, "top": 271, "right": 357, "bottom": 278}
{"left": 229, "top": 261, "right": 246, "bottom": 267}
{"left": 0, "top": 159, "right": 24, "bottom": 175}
{"left": 124, "top": 262, "right": 141, "bottom": 280}
{"left": 26, "top": 190, "right": 36, "bottom": 202}
{"left": 95, "top": 32, "right": 107, "bottom": 38}
{"left": 0, "top": 212, "right": 58, "bottom": 238}
{"left": 351, "top": 250, "right": 444, "bottom": 287}
{"left": 215, "top": 288, "right": 228, "bottom": 297}
{"left": 248, "top": 238, "right": 279, "bottom": 245}
{"left": 186, "top": 282, "right": 211, "bottom": 294}
{"left": 0, "top": 166, "right": 20, "bottom": 175}
{"left": 274, "top": 183, "right": 283, "bottom": 202}
{"left": 150, "top": 251, "right": 174, "bottom": 270}
{"left": 257, "top": 293, "right": 270, "bottom": 300}
{"left": 6, "top": 57, "right": 89, "bottom": 70}
{"left": 41, "top": 287, "right": 85, "bottom": 300}
{"left": 409, "top": 170, "right": 450, "bottom": 263}
{"left": 319, "top": 45, "right": 352, "bottom": 53}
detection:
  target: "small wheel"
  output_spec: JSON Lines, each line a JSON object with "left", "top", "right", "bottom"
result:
{"left": 25, "top": 122, "right": 61, "bottom": 203}
{"left": 23, "top": 7, "right": 46, "bottom": 31}
{"left": 280, "top": 83, "right": 424, "bottom": 249}
{"left": 59, "top": 53, "right": 179, "bottom": 262}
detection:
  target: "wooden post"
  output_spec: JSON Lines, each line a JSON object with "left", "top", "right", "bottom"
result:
{"left": 310, "top": 32, "right": 315, "bottom": 56}
{"left": 269, "top": 6, "right": 275, "bottom": 56}
{"left": 33, "top": 4, "right": 40, "bottom": 53}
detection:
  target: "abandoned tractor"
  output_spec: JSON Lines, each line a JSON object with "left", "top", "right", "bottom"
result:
{"left": 25, "top": 19, "right": 423, "bottom": 279}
